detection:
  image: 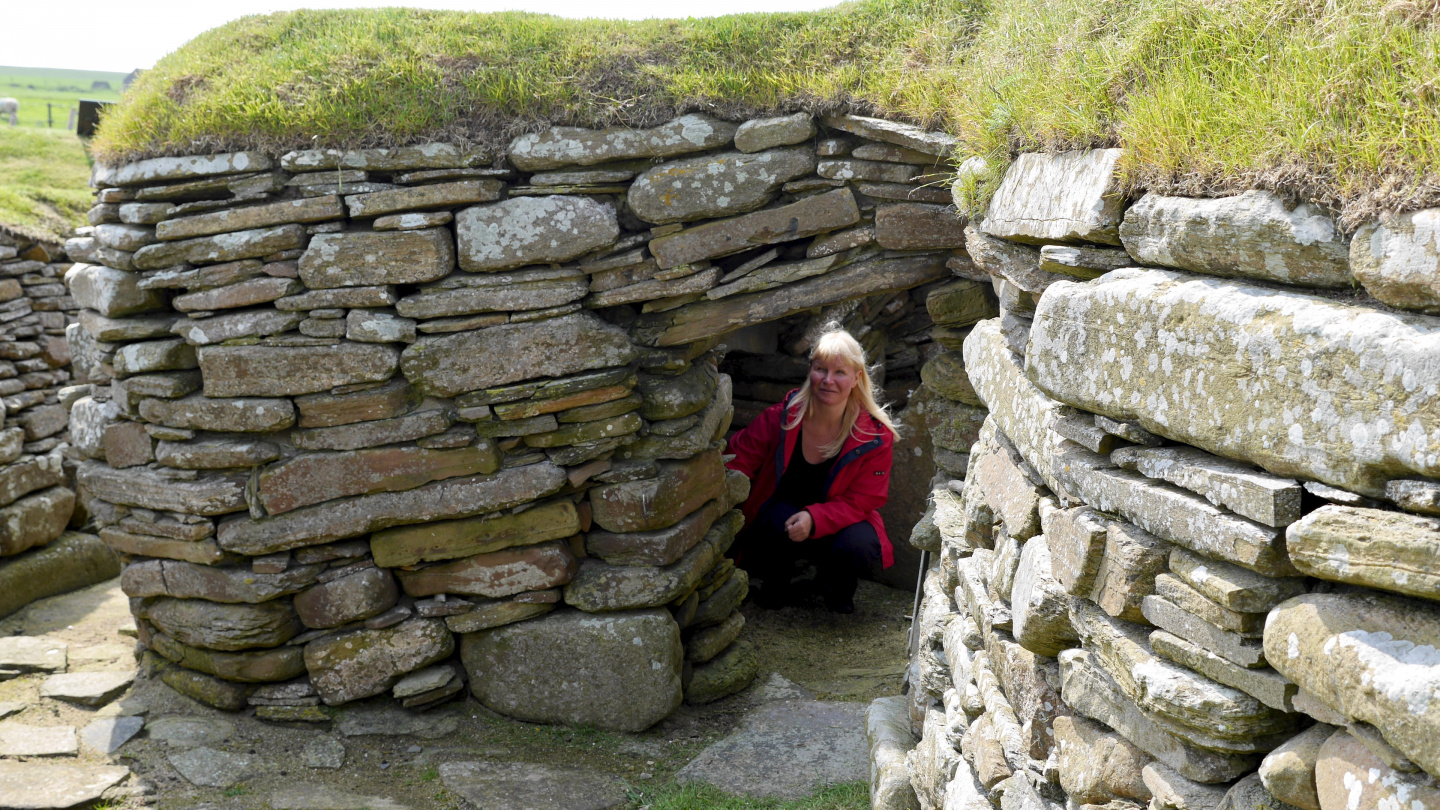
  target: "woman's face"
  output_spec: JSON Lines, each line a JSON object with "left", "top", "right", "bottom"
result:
{"left": 809, "top": 356, "right": 859, "bottom": 408}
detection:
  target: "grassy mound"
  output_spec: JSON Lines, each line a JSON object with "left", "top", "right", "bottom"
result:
{"left": 0, "top": 128, "right": 94, "bottom": 244}
{"left": 93, "top": 0, "right": 1440, "bottom": 227}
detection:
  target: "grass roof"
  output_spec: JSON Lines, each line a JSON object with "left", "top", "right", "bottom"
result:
{"left": 93, "top": 0, "right": 1440, "bottom": 228}
{"left": 0, "top": 128, "right": 94, "bottom": 245}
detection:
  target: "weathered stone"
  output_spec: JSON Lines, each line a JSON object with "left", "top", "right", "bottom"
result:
{"left": 874, "top": 203, "right": 966, "bottom": 250}
{"left": 101, "top": 529, "right": 231, "bottom": 565}
{"left": 396, "top": 539, "right": 577, "bottom": 598}
{"left": 157, "top": 195, "right": 344, "bottom": 240}
{"left": 217, "top": 461, "right": 567, "bottom": 554}
{"left": 692, "top": 567, "right": 748, "bottom": 627}
{"left": 299, "top": 228, "right": 454, "bottom": 288}
{"left": 1258, "top": 723, "right": 1334, "bottom": 810}
{"left": 155, "top": 436, "right": 281, "bottom": 469}
{"left": 686, "top": 610, "right": 745, "bottom": 662}
{"left": 79, "top": 461, "right": 245, "bottom": 515}
{"left": 1142, "top": 762, "right": 1230, "bottom": 810}
{"left": 591, "top": 450, "right": 726, "bottom": 533}
{"left": 1387, "top": 478, "right": 1440, "bottom": 516}
{"left": 282, "top": 143, "right": 489, "bottom": 172}
{"left": 1152, "top": 629, "right": 1295, "bottom": 714}
{"left": 1155, "top": 574, "right": 1266, "bottom": 636}
{"left": 920, "top": 352, "right": 980, "bottom": 408}
{"left": 980, "top": 149, "right": 1123, "bottom": 245}
{"left": 1009, "top": 536, "right": 1076, "bottom": 657}
{"left": 818, "top": 158, "right": 917, "bottom": 183}
{"left": 629, "top": 147, "right": 814, "bottom": 224}
{"left": 0, "top": 453, "right": 64, "bottom": 510}
{"left": 868, "top": 695, "right": 921, "bottom": 810}
{"left": 587, "top": 497, "right": 728, "bottom": 567}
{"left": 445, "top": 600, "right": 554, "bottom": 633}
{"left": 78, "top": 309, "right": 179, "bottom": 341}
{"left": 685, "top": 638, "right": 759, "bottom": 704}
{"left": 304, "top": 618, "right": 453, "bottom": 705}
{"left": 1314, "top": 731, "right": 1440, "bottom": 810}
{"left": 132, "top": 224, "right": 306, "bottom": 271}
{"left": 1264, "top": 591, "right": 1440, "bottom": 777}
{"left": 65, "top": 263, "right": 165, "bottom": 317}
{"left": 171, "top": 309, "right": 304, "bottom": 345}
{"left": 927, "top": 278, "right": 998, "bottom": 328}
{"left": 372, "top": 498, "right": 578, "bottom": 567}
{"left": 15, "top": 403, "right": 67, "bottom": 442}
{"left": 565, "top": 511, "right": 742, "bottom": 611}
{"left": 294, "top": 567, "right": 399, "bottom": 629}
{"left": 822, "top": 115, "right": 957, "bottom": 156}
{"left": 733, "top": 114, "right": 815, "bottom": 153}
{"left": 402, "top": 311, "right": 635, "bottom": 398}
{"left": 461, "top": 607, "right": 681, "bottom": 730}
{"left": 1113, "top": 446, "right": 1303, "bottom": 528}
{"left": 276, "top": 285, "right": 399, "bottom": 310}
{"left": 1039, "top": 244, "right": 1130, "bottom": 279}
{"left": 1346, "top": 208, "right": 1440, "bottom": 312}
{"left": 0, "top": 485, "right": 71, "bottom": 556}
{"left": 344, "top": 179, "right": 503, "bottom": 218}
{"left": 1055, "top": 714, "right": 1153, "bottom": 804}
{"left": 294, "top": 378, "right": 418, "bottom": 428}
{"left": 122, "top": 558, "right": 322, "bottom": 603}
{"left": 39, "top": 671, "right": 135, "bottom": 706}
{"left": 258, "top": 444, "right": 499, "bottom": 515}
{"left": 103, "top": 151, "right": 273, "bottom": 186}
{"left": 140, "top": 596, "right": 302, "bottom": 651}
{"left": 1120, "top": 192, "right": 1350, "bottom": 287}
{"left": 508, "top": 114, "right": 736, "bottom": 171}
{"left": 198, "top": 342, "right": 399, "bottom": 397}
{"left": 172, "top": 276, "right": 299, "bottom": 312}
{"left": 455, "top": 196, "right": 617, "bottom": 272}
{"left": 924, "top": 394, "right": 988, "bottom": 455}
{"left": 1142, "top": 595, "right": 1266, "bottom": 668}
{"left": 139, "top": 392, "right": 295, "bottom": 432}
{"left": 0, "top": 532, "right": 119, "bottom": 620}
{"left": 649, "top": 188, "right": 860, "bottom": 269}
{"left": 397, "top": 276, "right": 587, "bottom": 319}
{"left": 971, "top": 431, "right": 1044, "bottom": 540}
{"left": 1285, "top": 505, "right": 1440, "bottom": 601}
{"left": 79, "top": 715, "right": 145, "bottom": 755}
{"left": 438, "top": 760, "right": 627, "bottom": 810}
{"left": 290, "top": 408, "right": 453, "bottom": 451}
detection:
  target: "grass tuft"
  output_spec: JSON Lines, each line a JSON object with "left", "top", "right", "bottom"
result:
{"left": 0, "top": 127, "right": 94, "bottom": 243}
{"left": 79, "top": 0, "right": 1440, "bottom": 227}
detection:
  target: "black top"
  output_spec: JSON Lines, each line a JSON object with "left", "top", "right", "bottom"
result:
{"left": 773, "top": 426, "right": 836, "bottom": 508}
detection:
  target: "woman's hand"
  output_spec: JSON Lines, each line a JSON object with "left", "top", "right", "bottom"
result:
{"left": 783, "top": 510, "right": 814, "bottom": 542}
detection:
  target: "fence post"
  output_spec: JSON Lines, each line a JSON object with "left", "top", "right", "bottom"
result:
{"left": 67, "top": 108, "right": 76, "bottom": 131}
{"left": 47, "top": 103, "right": 52, "bottom": 128}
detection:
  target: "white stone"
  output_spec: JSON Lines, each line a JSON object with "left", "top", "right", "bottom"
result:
{"left": 980, "top": 149, "right": 1125, "bottom": 245}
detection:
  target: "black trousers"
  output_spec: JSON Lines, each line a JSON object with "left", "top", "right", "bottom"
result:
{"left": 735, "top": 501, "right": 882, "bottom": 604}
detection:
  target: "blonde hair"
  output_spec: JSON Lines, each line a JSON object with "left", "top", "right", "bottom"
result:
{"left": 783, "top": 325, "right": 900, "bottom": 459}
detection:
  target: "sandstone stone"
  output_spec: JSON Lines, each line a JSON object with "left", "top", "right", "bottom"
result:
{"left": 304, "top": 618, "right": 453, "bottom": 705}
{"left": 921, "top": 351, "right": 980, "bottom": 406}
{"left": 455, "top": 196, "right": 617, "bottom": 272}
{"left": 508, "top": 114, "right": 736, "bottom": 170}
{"left": 292, "top": 408, "right": 453, "bottom": 452}
{"left": 1150, "top": 631, "right": 1296, "bottom": 713}
{"left": 445, "top": 600, "right": 554, "bottom": 633}
{"left": 0, "top": 762, "right": 131, "bottom": 808}
{"left": 1387, "top": 478, "right": 1440, "bottom": 516}
{"left": 281, "top": 143, "right": 488, "bottom": 172}
{"left": 171, "top": 308, "right": 304, "bottom": 345}
{"left": 649, "top": 187, "right": 860, "bottom": 269}
{"left": 734, "top": 114, "right": 815, "bottom": 153}
{"left": 565, "top": 511, "right": 741, "bottom": 612}
{"left": 686, "top": 610, "right": 745, "bottom": 662}
{"left": 172, "top": 275, "right": 299, "bottom": 312}
{"left": 692, "top": 567, "right": 748, "bottom": 628}
{"left": 1348, "top": 208, "right": 1440, "bottom": 312}
{"left": 101, "top": 529, "right": 231, "bottom": 565}
{"left": 65, "top": 263, "right": 165, "bottom": 317}
{"left": 1285, "top": 505, "right": 1440, "bottom": 601}
{"left": 591, "top": 450, "right": 726, "bottom": 533}
{"left": 1010, "top": 536, "right": 1077, "bottom": 657}
{"left": 104, "top": 151, "right": 273, "bottom": 186}
{"left": 151, "top": 627, "right": 306, "bottom": 680}
{"left": 140, "top": 392, "right": 295, "bottom": 432}
{"left": 685, "top": 637, "right": 759, "bottom": 705}
{"left": 397, "top": 275, "right": 587, "bottom": 319}
{"left": 875, "top": 203, "right": 966, "bottom": 250}
{"left": 1258, "top": 723, "right": 1334, "bottom": 810}
{"left": 1055, "top": 714, "right": 1153, "bottom": 804}
{"left": 402, "top": 311, "right": 635, "bottom": 398}
{"left": 1039, "top": 244, "right": 1130, "bottom": 279}
{"left": 78, "top": 309, "right": 179, "bottom": 341}
{"left": 0, "top": 486, "right": 73, "bottom": 556}
{"left": 1155, "top": 574, "right": 1266, "bottom": 636}
{"left": 155, "top": 436, "right": 281, "bottom": 469}
{"left": 1264, "top": 591, "right": 1440, "bottom": 777}
{"left": 395, "top": 539, "right": 577, "bottom": 598}
{"left": 0, "top": 452, "right": 64, "bottom": 509}
{"left": 79, "top": 715, "right": 145, "bottom": 755}
{"left": 217, "top": 461, "right": 567, "bottom": 554}
{"left": 344, "top": 179, "right": 503, "bottom": 218}
{"left": 132, "top": 224, "right": 306, "bottom": 271}
{"left": 461, "top": 607, "right": 681, "bottom": 731}
{"left": 1113, "top": 445, "right": 1303, "bottom": 528}
{"left": 1314, "top": 731, "right": 1440, "bottom": 810}
{"left": 113, "top": 337, "right": 196, "bottom": 377}
{"left": 276, "top": 285, "right": 398, "bottom": 310}
{"left": 971, "top": 433, "right": 1044, "bottom": 540}
{"left": 1142, "top": 763, "right": 1230, "bottom": 810}
{"left": 299, "top": 228, "right": 454, "bottom": 288}
{"left": 294, "top": 378, "right": 418, "bottom": 428}
{"left": 1041, "top": 504, "right": 1107, "bottom": 596}
{"left": 122, "top": 558, "right": 322, "bottom": 603}
{"left": 39, "top": 671, "right": 135, "bottom": 706}
{"left": 1142, "top": 595, "right": 1266, "bottom": 668}
{"left": 157, "top": 195, "right": 344, "bottom": 240}
{"left": 258, "top": 444, "right": 499, "bottom": 515}
{"left": 868, "top": 694, "right": 921, "bottom": 810}
{"left": 822, "top": 115, "right": 957, "bottom": 156}
{"left": 0, "top": 532, "right": 120, "bottom": 620}
{"left": 372, "top": 498, "right": 578, "bottom": 567}
{"left": 587, "top": 497, "right": 728, "bottom": 567}
{"left": 927, "top": 278, "right": 998, "bottom": 328}
{"left": 294, "top": 567, "right": 399, "bottom": 629}
{"left": 140, "top": 596, "right": 302, "bottom": 650}
{"left": 1120, "top": 192, "right": 1350, "bottom": 287}
{"left": 628, "top": 147, "right": 814, "bottom": 224}
{"left": 981, "top": 149, "right": 1123, "bottom": 245}
{"left": 198, "top": 342, "right": 399, "bottom": 397}
{"left": 78, "top": 461, "right": 245, "bottom": 515}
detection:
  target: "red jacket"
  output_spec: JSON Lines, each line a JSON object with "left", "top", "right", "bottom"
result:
{"left": 725, "top": 390, "right": 896, "bottom": 568}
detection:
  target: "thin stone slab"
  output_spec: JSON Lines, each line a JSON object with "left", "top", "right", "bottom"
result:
{"left": 304, "top": 618, "right": 453, "bottom": 705}
{"left": 1120, "top": 191, "right": 1351, "bottom": 288}
{"left": 257, "top": 444, "right": 499, "bottom": 515}
{"left": 281, "top": 143, "right": 489, "bottom": 172}
{"left": 1143, "top": 595, "right": 1267, "bottom": 668}
{"left": 0, "top": 637, "right": 66, "bottom": 675}
{"left": 198, "top": 343, "right": 399, "bottom": 397}
{"left": 65, "top": 263, "right": 165, "bottom": 318}
{"left": 397, "top": 276, "right": 587, "bottom": 318}
{"left": 77, "top": 309, "right": 179, "bottom": 341}
{"left": 1151, "top": 630, "right": 1297, "bottom": 713}
{"left": 122, "top": 558, "right": 322, "bottom": 603}
{"left": 0, "top": 762, "right": 130, "bottom": 809}
{"left": 299, "top": 228, "right": 455, "bottom": 288}
{"left": 345, "top": 179, "right": 503, "bottom": 218}
{"left": 648, "top": 188, "right": 860, "bottom": 269}
{"left": 168, "top": 746, "right": 257, "bottom": 788}
{"left": 77, "top": 461, "right": 246, "bottom": 515}
{"left": 1285, "top": 505, "right": 1440, "bottom": 601}
{"left": 455, "top": 196, "right": 618, "bottom": 272}
{"left": 0, "top": 723, "right": 78, "bottom": 756}
{"left": 507, "top": 114, "right": 736, "bottom": 171}
{"left": 0, "top": 533, "right": 122, "bottom": 621}
{"left": 981, "top": 149, "right": 1124, "bottom": 245}
{"left": 102, "top": 151, "right": 272, "bottom": 186}
{"left": 1112, "top": 445, "right": 1303, "bottom": 528}
{"left": 564, "top": 511, "right": 741, "bottom": 611}
{"left": 1168, "top": 547, "right": 1305, "bottom": 614}
{"left": 734, "top": 113, "right": 815, "bottom": 153}
{"left": 269, "top": 785, "right": 414, "bottom": 810}
{"left": 438, "top": 761, "right": 627, "bottom": 810}
{"left": 290, "top": 408, "right": 452, "bottom": 452}
{"left": 138, "top": 392, "right": 295, "bottom": 432}
{"left": 40, "top": 671, "right": 135, "bottom": 706}
{"left": 79, "top": 716, "right": 145, "bottom": 754}
{"left": 370, "top": 498, "right": 579, "bottom": 567}
{"left": 132, "top": 224, "right": 306, "bottom": 271}
{"left": 874, "top": 202, "right": 966, "bottom": 250}
{"left": 276, "top": 285, "right": 398, "bottom": 310}
{"left": 395, "top": 539, "right": 577, "bottom": 599}
{"left": 156, "top": 195, "right": 344, "bottom": 240}
{"left": 822, "top": 115, "right": 957, "bottom": 156}
{"left": 676, "top": 700, "right": 867, "bottom": 799}
{"left": 171, "top": 309, "right": 304, "bottom": 345}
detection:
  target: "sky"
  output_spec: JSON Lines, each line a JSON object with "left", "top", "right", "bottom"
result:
{"left": 7, "top": 0, "right": 841, "bottom": 74}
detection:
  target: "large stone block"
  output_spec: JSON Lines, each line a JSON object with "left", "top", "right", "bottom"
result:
{"left": 65, "top": 264, "right": 165, "bottom": 317}
{"left": 304, "top": 618, "right": 453, "bottom": 705}
{"left": 628, "top": 147, "right": 814, "bottom": 224}
{"left": 1285, "top": 505, "right": 1440, "bottom": 601}
{"left": 395, "top": 539, "right": 578, "bottom": 599}
{"left": 371, "top": 498, "right": 579, "bottom": 568}
{"left": 648, "top": 188, "right": 860, "bottom": 269}
{"left": 1350, "top": 209, "right": 1440, "bottom": 312}
{"left": 1054, "top": 714, "right": 1153, "bottom": 805}
{"left": 1314, "top": 731, "right": 1439, "bottom": 810}
{"left": 507, "top": 114, "right": 736, "bottom": 171}
{"left": 139, "top": 597, "right": 303, "bottom": 651}
{"left": 298, "top": 228, "right": 455, "bottom": 288}
{"left": 1010, "top": 536, "right": 1076, "bottom": 657}
{"left": 980, "top": 149, "right": 1124, "bottom": 245}
{"left": 1120, "top": 192, "right": 1351, "bottom": 288}
{"left": 590, "top": 450, "right": 726, "bottom": 533}
{"left": 874, "top": 203, "right": 966, "bottom": 250}
{"left": 138, "top": 392, "right": 295, "bottom": 432}
{"left": 1028, "top": 268, "right": 1440, "bottom": 499}
{"left": 460, "top": 608, "right": 682, "bottom": 731}
{"left": 564, "top": 510, "right": 742, "bottom": 612}
{"left": 131, "top": 224, "right": 306, "bottom": 271}
{"left": 401, "top": 312, "right": 635, "bottom": 398}
{"left": 156, "top": 195, "right": 344, "bottom": 240}
{"left": 455, "top": 196, "right": 618, "bottom": 272}
{"left": 1263, "top": 591, "right": 1440, "bottom": 777}
{"left": 257, "top": 444, "right": 500, "bottom": 515}
{"left": 198, "top": 342, "right": 399, "bottom": 397}
{"left": 121, "top": 559, "right": 322, "bottom": 603}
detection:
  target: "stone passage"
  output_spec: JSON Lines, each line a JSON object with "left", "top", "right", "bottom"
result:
{"left": 66, "top": 112, "right": 976, "bottom": 726}
{"left": 880, "top": 149, "right": 1440, "bottom": 810}
{"left": 0, "top": 228, "right": 120, "bottom": 620}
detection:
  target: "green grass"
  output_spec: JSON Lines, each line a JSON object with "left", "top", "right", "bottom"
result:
{"left": 0, "top": 127, "right": 94, "bottom": 243}
{"left": 628, "top": 780, "right": 869, "bottom": 810}
{"left": 88, "top": 0, "right": 1440, "bottom": 227}
{"left": 0, "top": 65, "right": 127, "bottom": 130}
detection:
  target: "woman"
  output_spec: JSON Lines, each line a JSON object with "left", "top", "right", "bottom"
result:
{"left": 726, "top": 326, "right": 899, "bottom": 614}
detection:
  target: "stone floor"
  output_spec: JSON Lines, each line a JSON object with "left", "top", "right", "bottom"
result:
{"left": 0, "top": 577, "right": 911, "bottom": 809}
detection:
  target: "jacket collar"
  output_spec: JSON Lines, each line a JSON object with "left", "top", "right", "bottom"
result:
{"left": 779, "top": 389, "right": 887, "bottom": 472}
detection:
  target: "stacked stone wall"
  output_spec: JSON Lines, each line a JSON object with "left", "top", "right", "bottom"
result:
{"left": 881, "top": 149, "right": 1440, "bottom": 810}
{"left": 65, "top": 111, "right": 974, "bottom": 724}
{"left": 0, "top": 228, "right": 118, "bottom": 619}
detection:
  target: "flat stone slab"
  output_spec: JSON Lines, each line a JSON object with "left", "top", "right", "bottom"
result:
{"left": 269, "top": 785, "right": 414, "bottom": 810}
{"left": 439, "top": 761, "right": 628, "bottom": 810}
{"left": 145, "top": 715, "right": 235, "bottom": 749}
{"left": 39, "top": 671, "right": 135, "bottom": 706}
{"left": 0, "top": 762, "right": 130, "bottom": 809}
{"left": 79, "top": 716, "right": 145, "bottom": 754}
{"left": 0, "top": 637, "right": 67, "bottom": 675}
{"left": 0, "top": 723, "right": 78, "bottom": 757}
{"left": 334, "top": 705, "right": 459, "bottom": 739}
{"left": 168, "top": 746, "right": 257, "bottom": 788}
{"left": 674, "top": 700, "right": 867, "bottom": 799}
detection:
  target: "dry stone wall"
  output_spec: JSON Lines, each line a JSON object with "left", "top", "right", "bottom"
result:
{"left": 66, "top": 112, "right": 972, "bottom": 725}
{"left": 0, "top": 229, "right": 119, "bottom": 619}
{"left": 880, "top": 149, "right": 1440, "bottom": 810}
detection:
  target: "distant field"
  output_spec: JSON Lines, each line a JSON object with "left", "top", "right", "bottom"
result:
{"left": 0, "top": 65, "right": 130, "bottom": 130}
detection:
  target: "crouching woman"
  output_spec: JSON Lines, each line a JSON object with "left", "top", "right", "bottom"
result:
{"left": 725, "top": 327, "right": 899, "bottom": 613}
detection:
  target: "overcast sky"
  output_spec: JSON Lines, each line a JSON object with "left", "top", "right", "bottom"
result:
{"left": 10, "top": 0, "right": 841, "bottom": 74}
